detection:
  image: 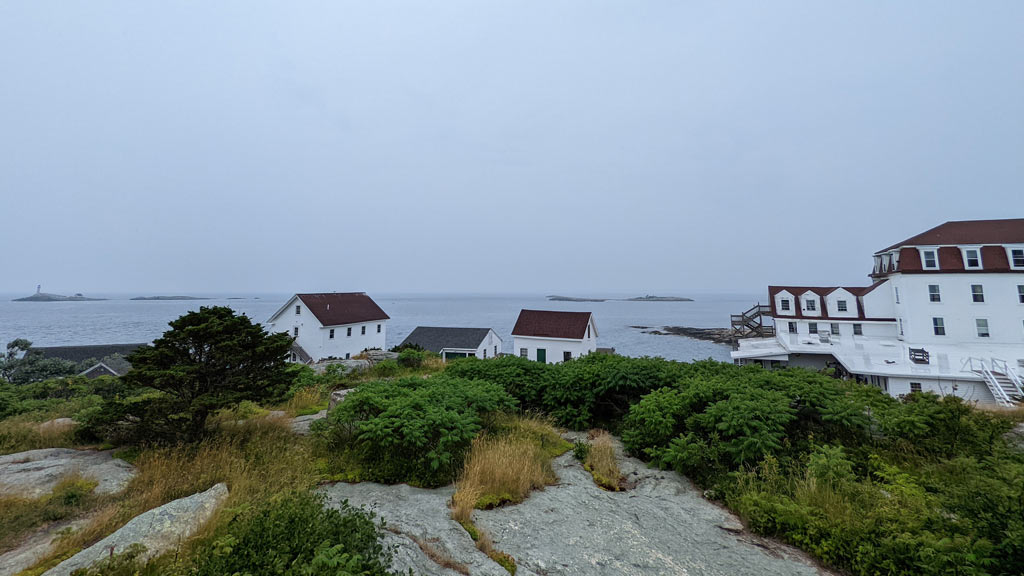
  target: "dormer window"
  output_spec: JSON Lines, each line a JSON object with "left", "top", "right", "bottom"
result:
{"left": 963, "top": 248, "right": 982, "bottom": 269}
{"left": 922, "top": 249, "right": 938, "bottom": 270}
{"left": 780, "top": 299, "right": 791, "bottom": 311}
{"left": 1011, "top": 248, "right": 1024, "bottom": 269}
{"left": 805, "top": 298, "right": 816, "bottom": 311}
{"left": 837, "top": 300, "right": 848, "bottom": 312}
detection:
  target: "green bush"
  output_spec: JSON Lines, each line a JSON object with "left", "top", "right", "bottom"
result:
{"left": 397, "top": 348, "right": 427, "bottom": 368}
{"left": 192, "top": 491, "right": 399, "bottom": 576}
{"left": 315, "top": 375, "right": 515, "bottom": 486}
{"left": 372, "top": 360, "right": 400, "bottom": 377}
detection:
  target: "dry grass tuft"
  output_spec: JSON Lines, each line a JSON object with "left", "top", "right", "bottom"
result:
{"left": 284, "top": 386, "right": 327, "bottom": 417}
{"left": 475, "top": 530, "right": 516, "bottom": 574}
{"left": 584, "top": 430, "right": 624, "bottom": 491}
{"left": 23, "top": 420, "right": 319, "bottom": 575}
{"left": 385, "top": 526, "right": 470, "bottom": 576}
{"left": 456, "top": 435, "right": 553, "bottom": 510}
{"left": 0, "top": 417, "right": 80, "bottom": 456}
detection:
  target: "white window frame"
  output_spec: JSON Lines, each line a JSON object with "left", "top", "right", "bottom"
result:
{"left": 788, "top": 321, "right": 798, "bottom": 333}
{"left": 976, "top": 318, "right": 990, "bottom": 338}
{"left": 921, "top": 249, "right": 939, "bottom": 270}
{"left": 932, "top": 317, "right": 945, "bottom": 336}
{"left": 971, "top": 284, "right": 985, "bottom": 303}
{"left": 853, "top": 323, "right": 863, "bottom": 336}
{"left": 780, "top": 299, "right": 791, "bottom": 311}
{"left": 805, "top": 298, "right": 817, "bottom": 311}
{"left": 830, "top": 323, "right": 840, "bottom": 335}
{"left": 1018, "top": 285, "right": 1024, "bottom": 304}
{"left": 1009, "top": 247, "right": 1024, "bottom": 270}
{"left": 329, "top": 329, "right": 335, "bottom": 339}
{"left": 837, "top": 300, "right": 848, "bottom": 312}
{"left": 910, "top": 382, "right": 922, "bottom": 393}
{"left": 928, "top": 284, "right": 941, "bottom": 303}
{"left": 808, "top": 322, "right": 818, "bottom": 334}
{"left": 295, "top": 305, "right": 301, "bottom": 315}
{"left": 961, "top": 247, "right": 982, "bottom": 270}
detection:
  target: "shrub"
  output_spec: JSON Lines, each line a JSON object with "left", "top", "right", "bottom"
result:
{"left": 373, "top": 359, "right": 400, "bottom": 377}
{"left": 397, "top": 348, "right": 427, "bottom": 368}
{"left": 316, "top": 376, "right": 516, "bottom": 486}
{"left": 192, "top": 491, "right": 398, "bottom": 576}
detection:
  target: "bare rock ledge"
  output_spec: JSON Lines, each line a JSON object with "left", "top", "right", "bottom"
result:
{"left": 42, "top": 483, "right": 229, "bottom": 576}
{"left": 0, "top": 448, "right": 136, "bottom": 499}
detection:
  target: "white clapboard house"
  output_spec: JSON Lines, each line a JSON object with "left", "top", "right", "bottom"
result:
{"left": 511, "top": 309, "right": 597, "bottom": 364}
{"left": 267, "top": 292, "right": 389, "bottom": 363}
{"left": 731, "top": 219, "right": 1024, "bottom": 407}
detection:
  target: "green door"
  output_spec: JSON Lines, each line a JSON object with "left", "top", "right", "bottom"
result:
{"left": 536, "top": 348, "right": 546, "bottom": 363}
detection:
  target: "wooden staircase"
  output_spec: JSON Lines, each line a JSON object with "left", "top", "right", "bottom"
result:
{"left": 731, "top": 304, "right": 775, "bottom": 339}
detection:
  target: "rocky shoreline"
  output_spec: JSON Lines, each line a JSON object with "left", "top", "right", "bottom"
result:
{"left": 633, "top": 325, "right": 737, "bottom": 346}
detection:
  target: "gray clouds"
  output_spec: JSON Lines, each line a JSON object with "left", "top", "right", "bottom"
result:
{"left": 1, "top": 1, "right": 1022, "bottom": 294}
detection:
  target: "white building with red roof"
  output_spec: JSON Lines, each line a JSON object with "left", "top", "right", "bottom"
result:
{"left": 267, "top": 292, "right": 390, "bottom": 363}
{"left": 512, "top": 309, "right": 597, "bottom": 364}
{"left": 732, "top": 219, "right": 1024, "bottom": 407}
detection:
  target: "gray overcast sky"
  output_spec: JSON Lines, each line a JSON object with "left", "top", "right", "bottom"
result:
{"left": 1, "top": 1, "right": 1022, "bottom": 295}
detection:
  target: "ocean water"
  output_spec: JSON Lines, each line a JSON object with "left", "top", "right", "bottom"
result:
{"left": 0, "top": 292, "right": 761, "bottom": 362}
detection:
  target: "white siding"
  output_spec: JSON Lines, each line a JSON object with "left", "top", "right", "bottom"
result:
{"left": 267, "top": 295, "right": 388, "bottom": 363}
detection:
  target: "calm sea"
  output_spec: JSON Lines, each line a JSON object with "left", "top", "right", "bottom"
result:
{"left": 0, "top": 293, "right": 761, "bottom": 362}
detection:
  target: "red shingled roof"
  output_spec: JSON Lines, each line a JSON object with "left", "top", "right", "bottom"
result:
{"left": 295, "top": 293, "right": 389, "bottom": 326}
{"left": 512, "top": 309, "right": 593, "bottom": 340}
{"left": 877, "top": 219, "right": 1024, "bottom": 253}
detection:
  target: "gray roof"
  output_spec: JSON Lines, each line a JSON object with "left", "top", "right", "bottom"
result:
{"left": 400, "top": 327, "right": 496, "bottom": 353}
{"left": 32, "top": 343, "right": 145, "bottom": 364}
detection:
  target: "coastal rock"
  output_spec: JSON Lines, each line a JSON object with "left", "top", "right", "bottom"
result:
{"left": 365, "top": 350, "right": 399, "bottom": 363}
{"left": 290, "top": 410, "right": 328, "bottom": 435}
{"left": 321, "top": 483, "right": 514, "bottom": 576}
{"left": 0, "top": 449, "right": 135, "bottom": 499}
{"left": 324, "top": 442, "right": 831, "bottom": 576}
{"left": 37, "top": 418, "right": 76, "bottom": 434}
{"left": 0, "top": 515, "right": 94, "bottom": 576}
{"left": 42, "top": 483, "right": 229, "bottom": 576}
{"left": 328, "top": 388, "right": 352, "bottom": 411}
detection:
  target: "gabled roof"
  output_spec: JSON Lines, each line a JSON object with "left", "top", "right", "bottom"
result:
{"left": 512, "top": 310, "right": 594, "bottom": 340}
{"left": 876, "top": 219, "right": 1024, "bottom": 253}
{"left": 79, "top": 362, "right": 124, "bottom": 378}
{"left": 32, "top": 343, "right": 144, "bottom": 364}
{"left": 768, "top": 281, "right": 891, "bottom": 321}
{"left": 271, "top": 293, "right": 390, "bottom": 327}
{"left": 400, "top": 327, "right": 496, "bottom": 353}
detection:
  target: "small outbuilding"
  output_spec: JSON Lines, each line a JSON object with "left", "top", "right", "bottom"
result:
{"left": 399, "top": 327, "right": 502, "bottom": 361}
{"left": 511, "top": 309, "right": 598, "bottom": 364}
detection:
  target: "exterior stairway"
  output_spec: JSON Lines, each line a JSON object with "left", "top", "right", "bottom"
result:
{"left": 963, "top": 357, "right": 1024, "bottom": 407}
{"left": 730, "top": 304, "right": 774, "bottom": 339}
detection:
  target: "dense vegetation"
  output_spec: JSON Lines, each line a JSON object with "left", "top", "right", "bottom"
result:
{"left": 451, "top": 355, "right": 1024, "bottom": 576}
{"left": 314, "top": 375, "right": 516, "bottom": 486}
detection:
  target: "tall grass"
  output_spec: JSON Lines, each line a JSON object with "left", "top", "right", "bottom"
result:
{"left": 584, "top": 430, "right": 623, "bottom": 491}
{"left": 22, "top": 420, "right": 319, "bottom": 575}
{"left": 283, "top": 386, "right": 327, "bottom": 416}
{"left": 0, "top": 473, "right": 99, "bottom": 554}
{"left": 0, "top": 416, "right": 80, "bottom": 455}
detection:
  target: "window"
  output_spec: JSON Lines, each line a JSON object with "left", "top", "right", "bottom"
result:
{"left": 377, "top": 324, "right": 382, "bottom": 333}
{"left": 295, "top": 305, "right": 301, "bottom": 315}
{"left": 964, "top": 248, "right": 981, "bottom": 268}
{"left": 895, "top": 287, "right": 900, "bottom": 304}
{"left": 933, "top": 317, "right": 945, "bottom": 336}
{"left": 564, "top": 351, "right": 572, "bottom": 362}
{"left": 483, "top": 349, "right": 487, "bottom": 359}
{"left": 928, "top": 284, "right": 941, "bottom": 302}
{"left": 494, "top": 345, "right": 498, "bottom": 357}
{"left": 976, "top": 318, "right": 990, "bottom": 338}
{"left": 293, "top": 326, "right": 299, "bottom": 337}
{"left": 780, "top": 299, "right": 791, "bottom": 311}
{"left": 831, "top": 323, "right": 840, "bottom": 335}
{"left": 345, "top": 353, "right": 350, "bottom": 360}
{"left": 519, "top": 348, "right": 527, "bottom": 358}
{"left": 1018, "top": 285, "right": 1024, "bottom": 304}
{"left": 587, "top": 325, "right": 591, "bottom": 338}
{"left": 788, "top": 322, "right": 798, "bottom": 333}
{"left": 808, "top": 322, "right": 818, "bottom": 334}
{"left": 910, "top": 382, "right": 922, "bottom": 393}
{"left": 1012, "top": 248, "right": 1024, "bottom": 268}
{"left": 329, "top": 329, "right": 335, "bottom": 339}
{"left": 805, "top": 299, "right": 817, "bottom": 311}
{"left": 853, "top": 323, "right": 863, "bottom": 336}
{"left": 971, "top": 284, "right": 984, "bottom": 303}
{"left": 346, "top": 327, "right": 352, "bottom": 337}
{"left": 837, "top": 300, "right": 848, "bottom": 312}
{"left": 922, "top": 250, "right": 938, "bottom": 269}
{"left": 361, "top": 326, "right": 366, "bottom": 335}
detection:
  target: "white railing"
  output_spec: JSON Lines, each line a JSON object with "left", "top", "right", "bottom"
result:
{"left": 961, "top": 357, "right": 986, "bottom": 373}
{"left": 1001, "top": 363, "right": 1024, "bottom": 399}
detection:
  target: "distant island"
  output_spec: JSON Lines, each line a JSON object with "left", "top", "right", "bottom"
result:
{"left": 130, "top": 296, "right": 210, "bottom": 301}
{"left": 547, "top": 294, "right": 693, "bottom": 303}
{"left": 624, "top": 295, "right": 694, "bottom": 302}
{"left": 13, "top": 292, "right": 106, "bottom": 302}
{"left": 546, "top": 295, "right": 607, "bottom": 302}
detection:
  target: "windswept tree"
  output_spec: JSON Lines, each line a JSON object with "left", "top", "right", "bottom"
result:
{"left": 123, "top": 306, "right": 293, "bottom": 442}
{"left": 0, "top": 339, "right": 79, "bottom": 384}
